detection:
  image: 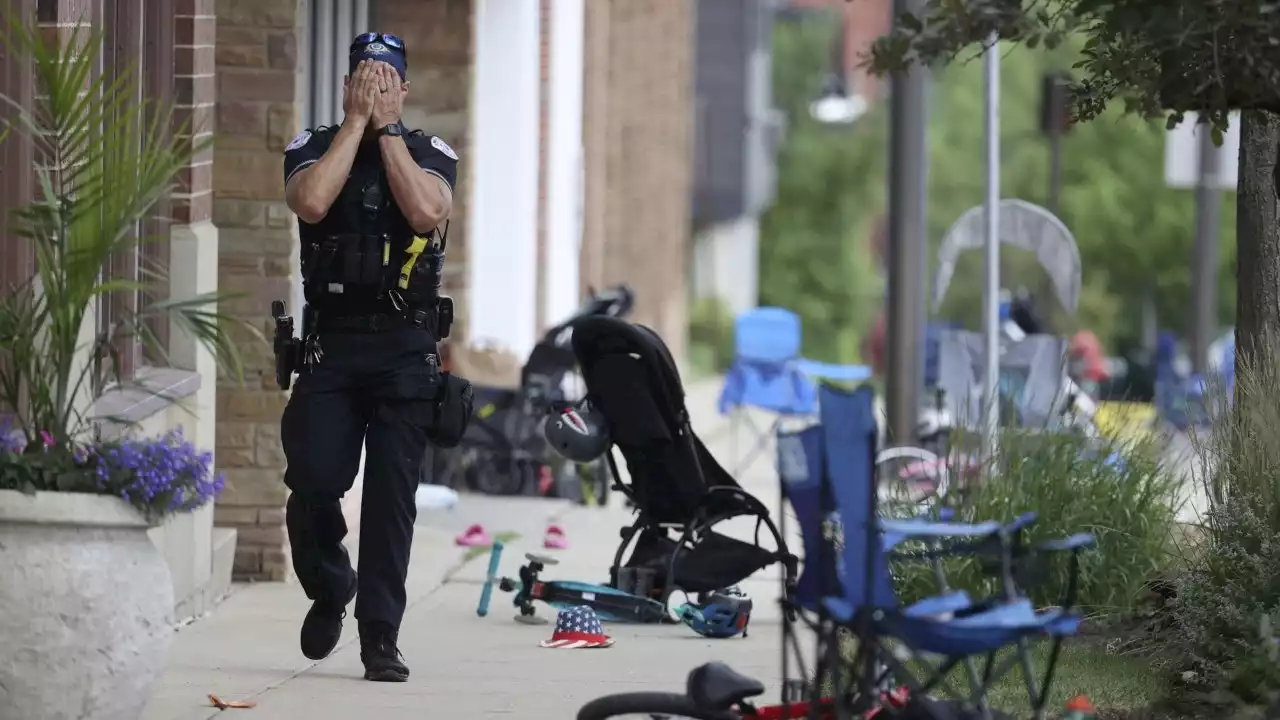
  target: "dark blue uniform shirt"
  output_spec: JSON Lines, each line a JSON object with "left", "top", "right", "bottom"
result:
{"left": 282, "top": 127, "right": 459, "bottom": 312}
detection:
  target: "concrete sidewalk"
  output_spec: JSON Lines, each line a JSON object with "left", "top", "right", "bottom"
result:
{"left": 142, "top": 376, "right": 803, "bottom": 719}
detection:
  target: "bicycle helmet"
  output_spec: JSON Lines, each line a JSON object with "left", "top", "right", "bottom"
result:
{"left": 676, "top": 586, "right": 753, "bottom": 639}
{"left": 543, "top": 400, "right": 611, "bottom": 463}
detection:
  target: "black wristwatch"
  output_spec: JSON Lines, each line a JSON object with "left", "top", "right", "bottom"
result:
{"left": 378, "top": 122, "right": 405, "bottom": 138}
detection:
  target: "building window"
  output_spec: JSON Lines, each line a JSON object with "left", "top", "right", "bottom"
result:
{"left": 96, "top": 0, "right": 176, "bottom": 385}
{"left": 304, "top": 0, "right": 372, "bottom": 130}
{"left": 0, "top": 0, "right": 34, "bottom": 296}
{"left": 140, "top": 4, "right": 176, "bottom": 366}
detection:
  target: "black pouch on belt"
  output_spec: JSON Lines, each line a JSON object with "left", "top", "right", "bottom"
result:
{"left": 426, "top": 372, "right": 474, "bottom": 449}
{"left": 339, "top": 235, "right": 384, "bottom": 286}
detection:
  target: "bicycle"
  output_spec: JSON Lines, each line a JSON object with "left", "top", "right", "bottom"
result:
{"left": 576, "top": 662, "right": 910, "bottom": 720}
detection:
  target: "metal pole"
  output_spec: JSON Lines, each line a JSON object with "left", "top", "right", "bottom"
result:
{"left": 1047, "top": 124, "right": 1062, "bottom": 217}
{"left": 1045, "top": 74, "right": 1065, "bottom": 217}
{"left": 885, "top": 0, "right": 930, "bottom": 446}
{"left": 982, "top": 33, "right": 1001, "bottom": 456}
{"left": 1190, "top": 122, "right": 1222, "bottom": 374}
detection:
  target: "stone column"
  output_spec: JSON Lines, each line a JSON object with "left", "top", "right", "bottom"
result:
{"left": 582, "top": 0, "right": 695, "bottom": 362}
{"left": 211, "top": 0, "right": 302, "bottom": 582}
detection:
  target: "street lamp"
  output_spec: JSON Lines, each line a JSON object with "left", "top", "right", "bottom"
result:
{"left": 809, "top": 72, "right": 868, "bottom": 125}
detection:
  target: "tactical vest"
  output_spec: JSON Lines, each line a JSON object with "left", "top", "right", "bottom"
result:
{"left": 300, "top": 163, "right": 446, "bottom": 310}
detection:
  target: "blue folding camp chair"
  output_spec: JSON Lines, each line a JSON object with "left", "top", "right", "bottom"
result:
{"left": 778, "top": 384, "right": 1095, "bottom": 720}
{"left": 720, "top": 307, "right": 870, "bottom": 476}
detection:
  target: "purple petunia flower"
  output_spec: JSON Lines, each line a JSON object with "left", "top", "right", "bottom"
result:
{"left": 89, "top": 429, "right": 224, "bottom": 517}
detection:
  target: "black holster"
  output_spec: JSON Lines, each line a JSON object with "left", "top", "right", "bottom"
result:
{"left": 272, "top": 300, "right": 301, "bottom": 390}
{"left": 408, "top": 296, "right": 454, "bottom": 340}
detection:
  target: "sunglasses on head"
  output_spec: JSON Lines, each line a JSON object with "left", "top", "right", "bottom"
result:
{"left": 351, "top": 32, "right": 407, "bottom": 57}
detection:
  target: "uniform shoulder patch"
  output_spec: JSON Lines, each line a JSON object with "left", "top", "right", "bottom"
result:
{"left": 430, "top": 135, "right": 458, "bottom": 161}
{"left": 285, "top": 130, "right": 312, "bottom": 152}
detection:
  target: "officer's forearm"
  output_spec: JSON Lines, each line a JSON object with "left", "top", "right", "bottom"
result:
{"left": 288, "top": 122, "right": 365, "bottom": 223}
{"left": 379, "top": 136, "right": 451, "bottom": 234}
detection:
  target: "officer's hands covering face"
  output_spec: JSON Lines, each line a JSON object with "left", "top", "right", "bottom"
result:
{"left": 342, "top": 60, "right": 379, "bottom": 126}
{"left": 372, "top": 63, "right": 407, "bottom": 129}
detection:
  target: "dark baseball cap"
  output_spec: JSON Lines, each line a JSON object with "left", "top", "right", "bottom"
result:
{"left": 349, "top": 32, "right": 407, "bottom": 80}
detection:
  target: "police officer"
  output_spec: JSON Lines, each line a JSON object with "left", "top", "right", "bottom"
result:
{"left": 280, "top": 32, "right": 458, "bottom": 683}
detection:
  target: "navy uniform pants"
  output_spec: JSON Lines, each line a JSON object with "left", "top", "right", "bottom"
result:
{"left": 280, "top": 326, "right": 439, "bottom": 629}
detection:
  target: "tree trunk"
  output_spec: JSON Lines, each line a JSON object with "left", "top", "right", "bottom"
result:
{"left": 1234, "top": 110, "right": 1280, "bottom": 384}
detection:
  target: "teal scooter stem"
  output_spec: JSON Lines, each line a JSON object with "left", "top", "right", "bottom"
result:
{"left": 476, "top": 540, "right": 505, "bottom": 617}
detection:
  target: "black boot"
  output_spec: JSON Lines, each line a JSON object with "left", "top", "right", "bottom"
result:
{"left": 299, "top": 573, "right": 357, "bottom": 661}
{"left": 360, "top": 622, "right": 410, "bottom": 682}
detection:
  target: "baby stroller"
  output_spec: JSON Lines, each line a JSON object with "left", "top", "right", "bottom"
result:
{"left": 435, "top": 286, "right": 635, "bottom": 504}
{"left": 568, "top": 315, "right": 797, "bottom": 602}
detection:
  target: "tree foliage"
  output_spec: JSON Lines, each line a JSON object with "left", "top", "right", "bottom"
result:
{"left": 921, "top": 36, "right": 1236, "bottom": 349}
{"left": 866, "top": 0, "right": 1280, "bottom": 133}
{"left": 763, "top": 10, "right": 1234, "bottom": 359}
{"left": 861, "top": 0, "right": 1280, "bottom": 373}
{"left": 761, "top": 15, "right": 885, "bottom": 363}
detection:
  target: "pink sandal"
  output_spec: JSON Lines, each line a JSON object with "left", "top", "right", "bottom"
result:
{"left": 543, "top": 524, "right": 569, "bottom": 550}
{"left": 455, "top": 523, "right": 493, "bottom": 547}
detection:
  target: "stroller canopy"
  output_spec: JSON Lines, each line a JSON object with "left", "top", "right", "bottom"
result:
{"left": 933, "top": 200, "right": 1082, "bottom": 317}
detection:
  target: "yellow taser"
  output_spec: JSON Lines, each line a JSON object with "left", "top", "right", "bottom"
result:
{"left": 398, "top": 236, "right": 429, "bottom": 290}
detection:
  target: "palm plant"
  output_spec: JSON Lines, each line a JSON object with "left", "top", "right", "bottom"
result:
{"left": 0, "top": 17, "right": 244, "bottom": 451}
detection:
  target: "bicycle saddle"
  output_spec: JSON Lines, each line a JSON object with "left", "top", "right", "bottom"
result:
{"left": 686, "top": 661, "right": 765, "bottom": 710}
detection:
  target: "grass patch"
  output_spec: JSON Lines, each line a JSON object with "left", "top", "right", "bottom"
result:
{"left": 462, "top": 531, "right": 520, "bottom": 562}
{"left": 837, "top": 639, "right": 1164, "bottom": 715}
{"left": 973, "top": 641, "right": 1164, "bottom": 713}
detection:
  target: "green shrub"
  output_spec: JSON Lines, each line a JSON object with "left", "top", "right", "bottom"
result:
{"left": 688, "top": 296, "right": 736, "bottom": 374}
{"left": 1168, "top": 345, "right": 1280, "bottom": 704}
{"left": 893, "top": 428, "right": 1181, "bottom": 617}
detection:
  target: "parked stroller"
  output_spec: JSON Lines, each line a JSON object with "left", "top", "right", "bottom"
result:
{"left": 566, "top": 315, "right": 797, "bottom": 602}
{"left": 433, "top": 286, "right": 635, "bottom": 504}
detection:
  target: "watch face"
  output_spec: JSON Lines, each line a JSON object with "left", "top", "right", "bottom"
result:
{"left": 383, "top": 123, "right": 403, "bottom": 136}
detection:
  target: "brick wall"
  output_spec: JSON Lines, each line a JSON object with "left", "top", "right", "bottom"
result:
{"left": 376, "top": 0, "right": 474, "bottom": 346}
{"left": 173, "top": 0, "right": 216, "bottom": 225}
{"left": 211, "top": 0, "right": 302, "bottom": 581}
{"left": 582, "top": 0, "right": 696, "bottom": 362}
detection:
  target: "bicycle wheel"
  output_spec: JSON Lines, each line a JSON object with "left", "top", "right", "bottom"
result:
{"left": 874, "top": 445, "right": 948, "bottom": 518}
{"left": 577, "top": 692, "right": 738, "bottom": 720}
{"left": 466, "top": 450, "right": 527, "bottom": 496}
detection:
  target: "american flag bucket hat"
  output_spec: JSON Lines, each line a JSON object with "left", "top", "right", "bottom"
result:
{"left": 539, "top": 606, "right": 615, "bottom": 649}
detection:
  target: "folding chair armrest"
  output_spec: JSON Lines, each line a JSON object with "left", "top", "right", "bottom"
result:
{"left": 879, "top": 518, "right": 1002, "bottom": 538}
{"left": 906, "top": 507, "right": 955, "bottom": 522}
{"left": 1004, "top": 512, "right": 1038, "bottom": 534}
{"left": 1036, "top": 533, "right": 1095, "bottom": 552}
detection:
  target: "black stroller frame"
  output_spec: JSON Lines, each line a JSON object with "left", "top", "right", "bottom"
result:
{"left": 437, "top": 286, "right": 636, "bottom": 499}
{"left": 568, "top": 316, "right": 799, "bottom": 607}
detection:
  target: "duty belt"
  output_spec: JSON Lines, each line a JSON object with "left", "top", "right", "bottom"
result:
{"left": 315, "top": 300, "right": 451, "bottom": 336}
